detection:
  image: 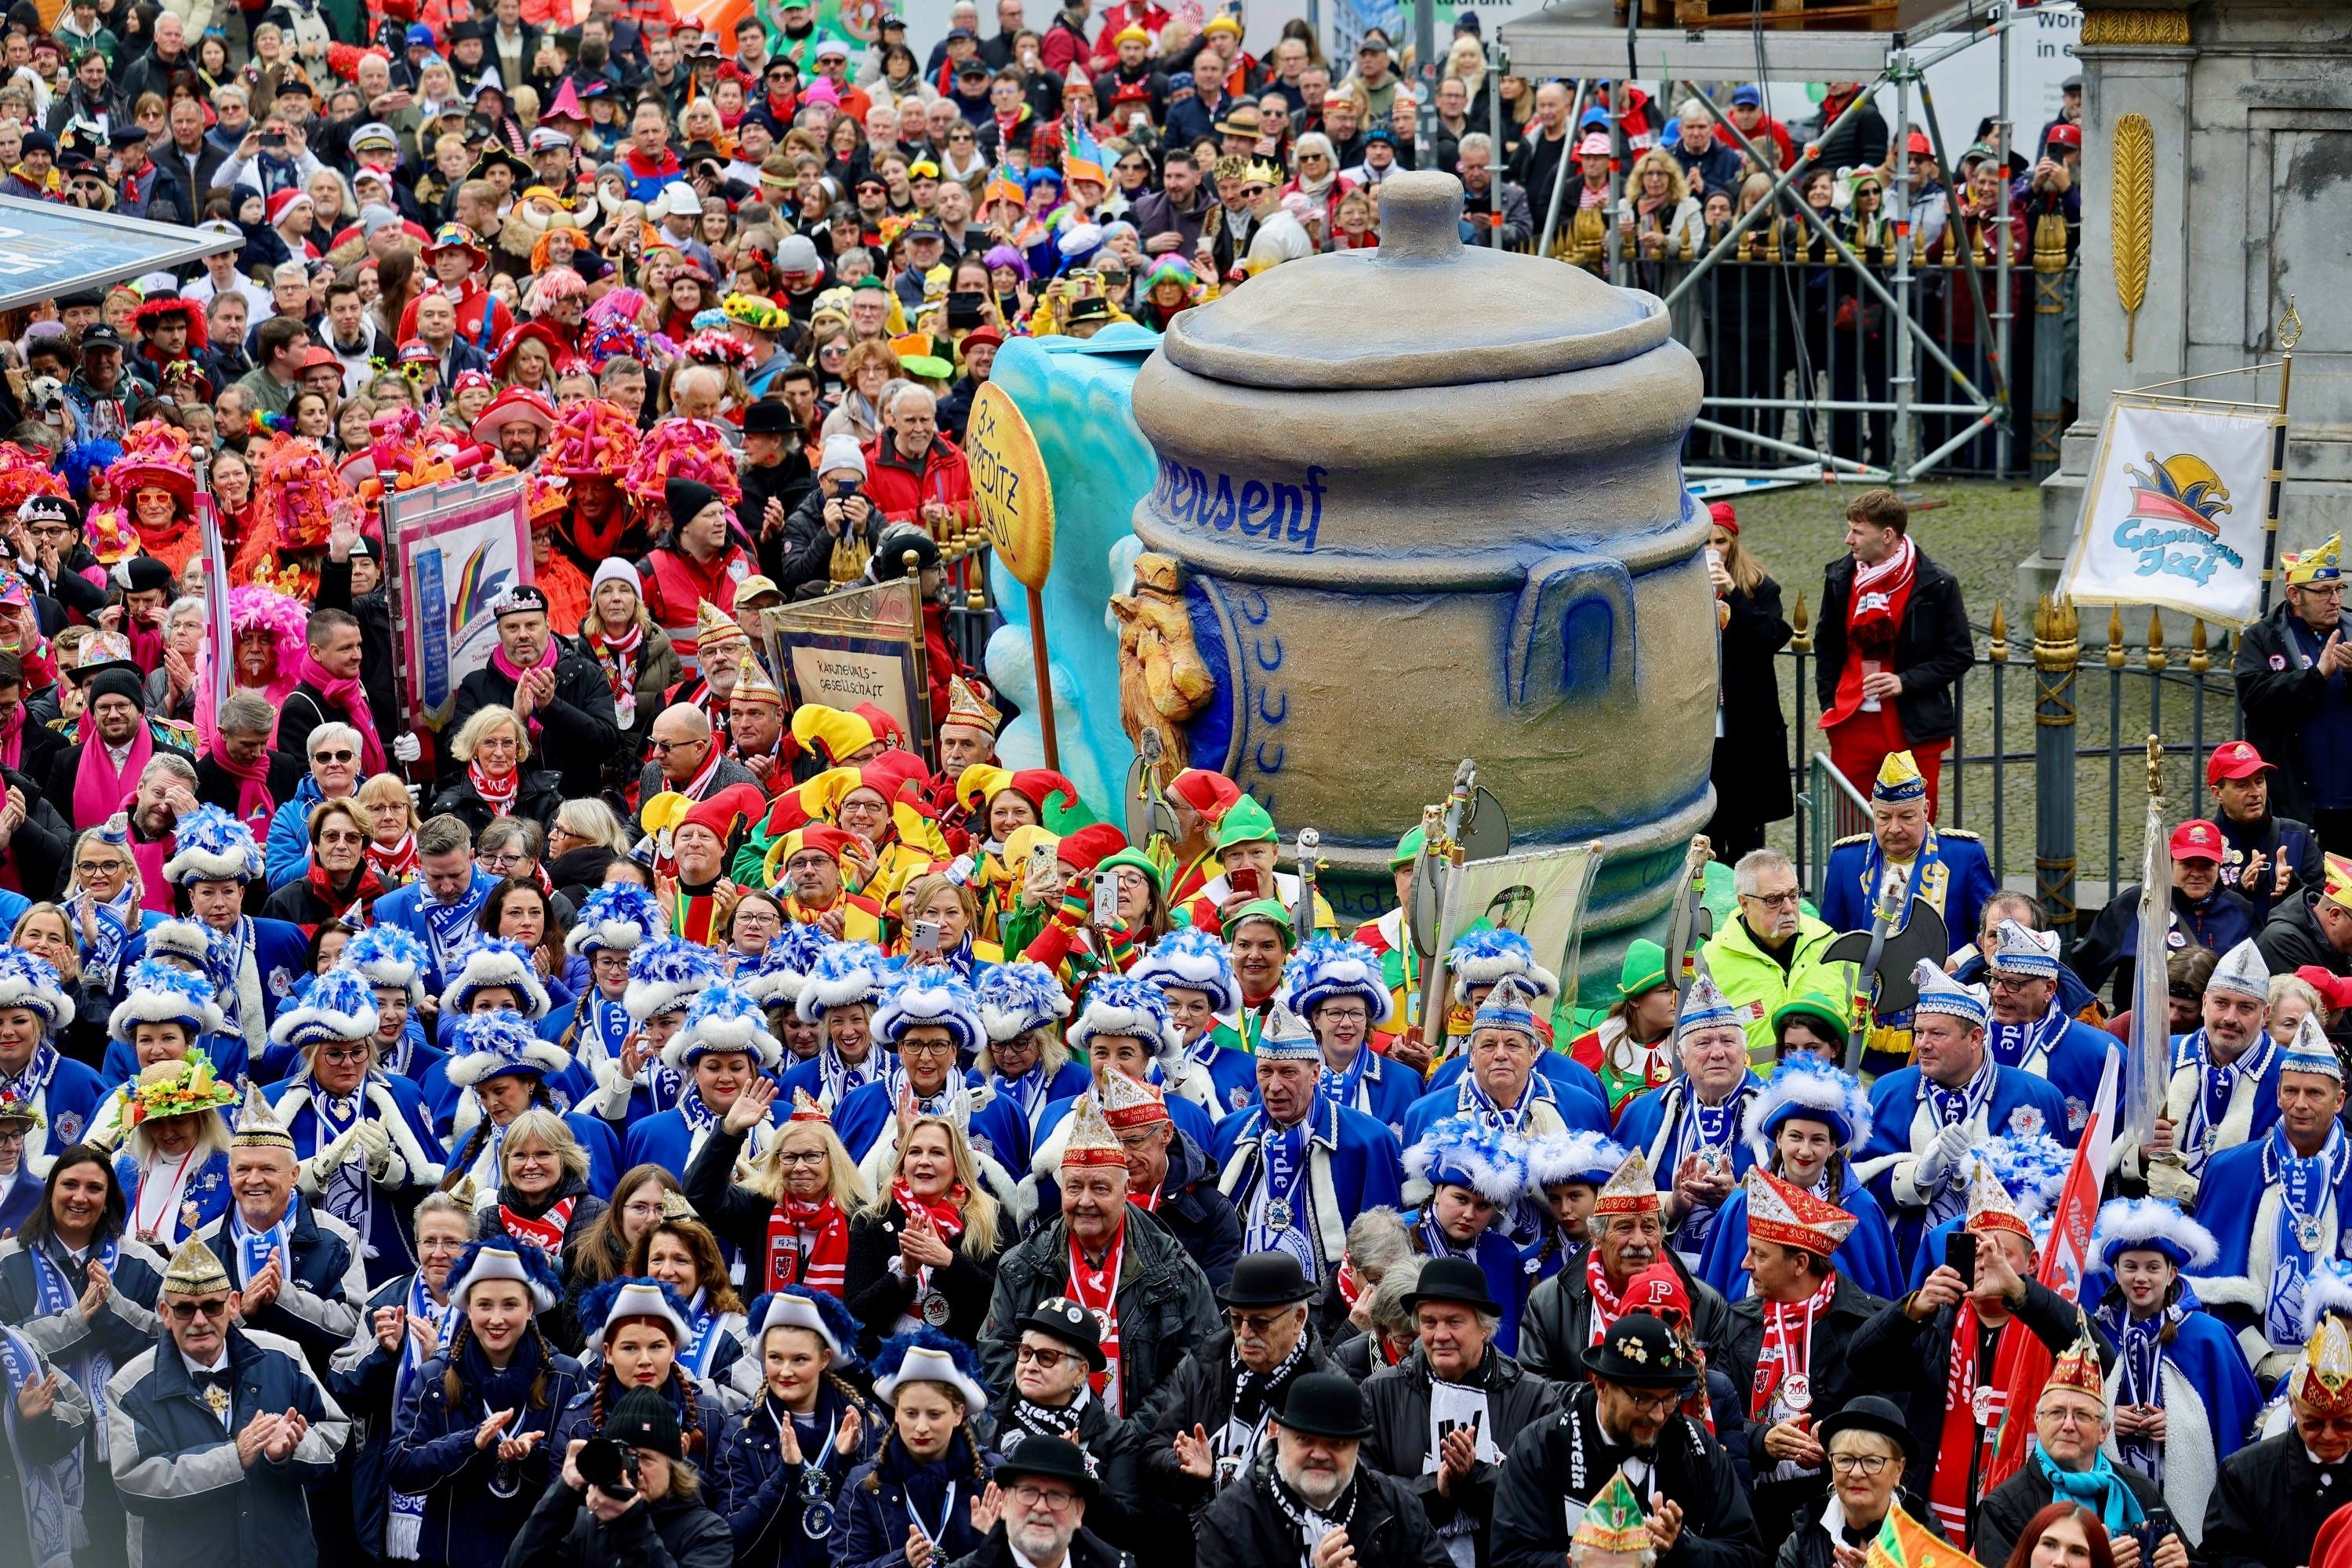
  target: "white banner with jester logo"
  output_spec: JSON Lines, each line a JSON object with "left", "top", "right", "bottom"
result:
{"left": 2060, "top": 397, "right": 2280, "bottom": 629}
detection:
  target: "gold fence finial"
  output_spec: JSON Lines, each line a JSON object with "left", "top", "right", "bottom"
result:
{"left": 1790, "top": 590, "right": 1811, "bottom": 653}
{"left": 2281, "top": 295, "right": 2304, "bottom": 351}
{"left": 2190, "top": 618, "right": 2210, "bottom": 674}
{"left": 2145, "top": 608, "right": 2167, "bottom": 672}
{"left": 2146, "top": 733, "right": 2163, "bottom": 798}
{"left": 2106, "top": 606, "right": 2127, "bottom": 669}
{"left": 1988, "top": 601, "right": 2009, "bottom": 662}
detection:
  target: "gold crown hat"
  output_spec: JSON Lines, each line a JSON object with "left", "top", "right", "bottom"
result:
{"left": 695, "top": 598, "right": 746, "bottom": 646}
{"left": 1060, "top": 1090, "right": 1128, "bottom": 1171}
{"left": 230, "top": 1080, "right": 295, "bottom": 1152}
{"left": 1571, "top": 1469, "right": 1655, "bottom": 1559}
{"left": 2286, "top": 532, "right": 2343, "bottom": 587}
{"left": 162, "top": 1233, "right": 232, "bottom": 1295}
{"left": 1593, "top": 1148, "right": 1664, "bottom": 1218}
{"left": 942, "top": 675, "right": 1003, "bottom": 738}
{"left": 1098, "top": 1065, "right": 1171, "bottom": 1132}
{"left": 2042, "top": 1327, "right": 2107, "bottom": 1402}
{"left": 1873, "top": 748, "right": 1927, "bottom": 804}
{"left": 733, "top": 655, "right": 786, "bottom": 707}
{"left": 1238, "top": 158, "right": 1283, "bottom": 187}
{"left": 2296, "top": 1315, "right": 2352, "bottom": 1421}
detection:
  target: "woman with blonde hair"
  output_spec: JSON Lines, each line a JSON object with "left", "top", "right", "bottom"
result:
{"left": 60, "top": 825, "right": 151, "bottom": 987}
{"left": 356, "top": 770, "right": 421, "bottom": 887}
{"left": 10, "top": 901, "right": 108, "bottom": 1068}
{"left": 891, "top": 872, "right": 1002, "bottom": 974}
{"left": 1618, "top": 147, "right": 1704, "bottom": 258}
{"left": 430, "top": 703, "right": 562, "bottom": 834}
{"left": 843, "top": 1112, "right": 1007, "bottom": 1355}
{"left": 474, "top": 1105, "right": 608, "bottom": 1286}
{"left": 819, "top": 340, "right": 902, "bottom": 445}
{"left": 681, "top": 1082, "right": 870, "bottom": 1301}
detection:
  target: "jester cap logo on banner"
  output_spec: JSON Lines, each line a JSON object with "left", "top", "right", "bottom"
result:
{"left": 2124, "top": 452, "right": 2234, "bottom": 539}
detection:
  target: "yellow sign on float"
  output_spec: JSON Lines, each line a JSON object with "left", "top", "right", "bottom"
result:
{"left": 967, "top": 381, "right": 1056, "bottom": 590}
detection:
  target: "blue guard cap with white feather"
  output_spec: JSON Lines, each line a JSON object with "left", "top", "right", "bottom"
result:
{"left": 741, "top": 924, "right": 834, "bottom": 1009}
{"left": 270, "top": 965, "right": 381, "bottom": 1052}
{"left": 142, "top": 917, "right": 213, "bottom": 970}
{"left": 107, "top": 957, "right": 218, "bottom": 1042}
{"left": 445, "top": 1238, "right": 562, "bottom": 1315}
{"left": 626, "top": 935, "right": 723, "bottom": 1023}
{"left": 1968, "top": 1132, "right": 2073, "bottom": 1221}
{"left": 663, "top": 979, "right": 784, "bottom": 1073}
{"left": 439, "top": 937, "right": 553, "bottom": 1021}
{"left": 2092, "top": 1196, "right": 2219, "bottom": 1274}
{"left": 977, "top": 960, "right": 1072, "bottom": 1044}
{"left": 795, "top": 939, "right": 889, "bottom": 1024}
{"left": 875, "top": 969, "right": 985, "bottom": 1058}
{"left": 161, "top": 804, "right": 264, "bottom": 887}
{"left": 2301, "top": 1258, "right": 2352, "bottom": 1341}
{"left": 1280, "top": 935, "right": 1391, "bottom": 1022}
{"left": 443, "top": 1008, "right": 573, "bottom": 1088}
{"left": 1068, "top": 973, "right": 1183, "bottom": 1060}
{"left": 1912, "top": 960, "right": 1991, "bottom": 1030}
{"left": 565, "top": 884, "right": 664, "bottom": 957}
{"left": 872, "top": 1327, "right": 990, "bottom": 1412}
{"left": 578, "top": 1276, "right": 696, "bottom": 1348}
{"left": 1448, "top": 927, "right": 1560, "bottom": 999}
{"left": 343, "top": 924, "right": 428, "bottom": 1005}
{"left": 746, "top": 1285, "right": 864, "bottom": 1370}
{"left": 1406, "top": 1112, "right": 1533, "bottom": 1207}
{"left": 1747, "top": 1056, "right": 1874, "bottom": 1160}
{"left": 1129, "top": 926, "right": 1241, "bottom": 1015}
{"left": 0, "top": 948, "right": 75, "bottom": 1033}
{"left": 1526, "top": 1129, "right": 1628, "bottom": 1191}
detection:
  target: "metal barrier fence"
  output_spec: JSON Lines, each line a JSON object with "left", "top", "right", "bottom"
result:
{"left": 1779, "top": 594, "right": 2241, "bottom": 938}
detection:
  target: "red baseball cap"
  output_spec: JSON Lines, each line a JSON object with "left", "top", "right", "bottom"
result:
{"left": 2206, "top": 740, "right": 2276, "bottom": 786}
{"left": 2046, "top": 123, "right": 2082, "bottom": 149}
{"left": 1906, "top": 129, "right": 1933, "bottom": 157}
{"left": 2169, "top": 819, "right": 2225, "bottom": 862}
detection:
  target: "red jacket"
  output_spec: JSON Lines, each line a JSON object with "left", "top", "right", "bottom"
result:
{"left": 640, "top": 540, "right": 754, "bottom": 673}
{"left": 861, "top": 434, "right": 974, "bottom": 527}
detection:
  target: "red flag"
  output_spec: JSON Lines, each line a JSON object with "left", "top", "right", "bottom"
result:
{"left": 1982, "top": 1045, "right": 2119, "bottom": 1494}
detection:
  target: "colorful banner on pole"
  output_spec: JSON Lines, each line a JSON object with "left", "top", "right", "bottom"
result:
{"left": 197, "top": 490, "right": 233, "bottom": 716}
{"left": 2059, "top": 397, "right": 2280, "bottom": 627}
{"left": 1432, "top": 843, "right": 1605, "bottom": 1021}
{"left": 757, "top": 579, "right": 929, "bottom": 750}
{"left": 387, "top": 474, "right": 531, "bottom": 728}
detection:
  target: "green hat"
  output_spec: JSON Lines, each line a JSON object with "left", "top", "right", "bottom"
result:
{"left": 899, "top": 353, "right": 953, "bottom": 379}
{"left": 852, "top": 274, "right": 889, "bottom": 294}
{"left": 1617, "top": 939, "right": 1669, "bottom": 1002}
{"left": 1388, "top": 825, "right": 1426, "bottom": 870}
{"left": 1097, "top": 847, "right": 1164, "bottom": 896}
{"left": 1771, "top": 991, "right": 1848, "bottom": 1042}
{"left": 1221, "top": 897, "right": 1294, "bottom": 943}
{"left": 1215, "top": 796, "right": 1278, "bottom": 854}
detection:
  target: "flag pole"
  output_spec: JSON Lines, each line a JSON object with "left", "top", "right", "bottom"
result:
{"left": 2259, "top": 296, "right": 2301, "bottom": 617}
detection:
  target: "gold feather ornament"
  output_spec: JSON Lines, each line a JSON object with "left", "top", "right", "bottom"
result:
{"left": 2112, "top": 114, "right": 2155, "bottom": 361}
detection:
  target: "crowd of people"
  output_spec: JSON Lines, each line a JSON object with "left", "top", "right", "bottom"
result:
{"left": 0, "top": 2, "right": 2333, "bottom": 1568}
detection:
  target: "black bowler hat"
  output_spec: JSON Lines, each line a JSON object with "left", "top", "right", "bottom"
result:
{"left": 993, "top": 1434, "right": 1100, "bottom": 1499}
{"left": 1014, "top": 1295, "right": 1108, "bottom": 1373}
{"left": 1275, "top": 1374, "right": 1374, "bottom": 1440}
{"left": 744, "top": 399, "right": 798, "bottom": 437}
{"left": 1402, "top": 1256, "right": 1501, "bottom": 1317}
{"left": 1816, "top": 1395, "right": 1918, "bottom": 1463}
{"left": 1585, "top": 1312, "right": 1697, "bottom": 1388}
{"left": 1215, "top": 1252, "right": 1316, "bottom": 1310}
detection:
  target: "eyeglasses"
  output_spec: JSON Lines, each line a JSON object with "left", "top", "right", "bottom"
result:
{"left": 1225, "top": 1308, "right": 1294, "bottom": 1333}
{"left": 314, "top": 749, "right": 357, "bottom": 764}
{"left": 1741, "top": 889, "right": 1802, "bottom": 908}
{"left": 314, "top": 1045, "right": 372, "bottom": 1065}
{"left": 165, "top": 1296, "right": 233, "bottom": 1322}
{"left": 2035, "top": 1406, "right": 2101, "bottom": 1428}
{"left": 1011, "top": 1484, "right": 1078, "bottom": 1512}
{"left": 1015, "top": 1344, "right": 1071, "bottom": 1369}
{"left": 479, "top": 851, "right": 528, "bottom": 870}
{"left": 72, "top": 859, "right": 122, "bottom": 877}
{"left": 648, "top": 736, "right": 707, "bottom": 753}
{"left": 774, "top": 1149, "right": 828, "bottom": 1167}
{"left": 1829, "top": 1453, "right": 1892, "bottom": 1476}
{"left": 0, "top": 1128, "right": 26, "bottom": 1146}
{"left": 622, "top": 1200, "right": 666, "bottom": 1219}
{"left": 1613, "top": 1389, "right": 1683, "bottom": 1414}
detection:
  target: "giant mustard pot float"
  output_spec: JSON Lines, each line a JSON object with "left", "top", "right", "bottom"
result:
{"left": 1129, "top": 171, "right": 1717, "bottom": 939}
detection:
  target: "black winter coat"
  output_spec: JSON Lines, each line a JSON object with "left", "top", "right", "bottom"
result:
{"left": 1813, "top": 547, "right": 1973, "bottom": 746}
{"left": 1714, "top": 575, "right": 1795, "bottom": 827}
{"left": 1713, "top": 1273, "right": 1888, "bottom": 1483}
{"left": 448, "top": 652, "right": 622, "bottom": 802}
{"left": 1196, "top": 1448, "right": 1454, "bottom": 1568}
{"left": 2259, "top": 889, "right": 2352, "bottom": 984}
{"left": 951, "top": 1522, "right": 1134, "bottom": 1568}
{"left": 842, "top": 1198, "right": 1010, "bottom": 1358}
{"left": 983, "top": 1209, "right": 1217, "bottom": 1439}
{"left": 1517, "top": 1251, "right": 1733, "bottom": 1385}
{"left": 317, "top": 557, "right": 401, "bottom": 743}
{"left": 0, "top": 764, "right": 71, "bottom": 899}
{"left": 2234, "top": 599, "right": 2346, "bottom": 824}
{"left": 1360, "top": 1348, "right": 1563, "bottom": 1568}
{"left": 1153, "top": 1128, "right": 1246, "bottom": 1291}
{"left": 1144, "top": 1328, "right": 1336, "bottom": 1518}
{"left": 1491, "top": 1383, "right": 1766, "bottom": 1568}
{"left": 982, "top": 1392, "right": 1149, "bottom": 1550}
{"left": 503, "top": 1472, "right": 735, "bottom": 1568}
{"left": 430, "top": 766, "right": 567, "bottom": 839}
{"left": 1774, "top": 1493, "right": 1942, "bottom": 1568}
{"left": 2204, "top": 1428, "right": 2349, "bottom": 1568}
{"left": 1976, "top": 1458, "right": 2165, "bottom": 1568}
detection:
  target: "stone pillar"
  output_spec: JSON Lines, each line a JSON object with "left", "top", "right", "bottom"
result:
{"left": 2020, "top": 0, "right": 2352, "bottom": 614}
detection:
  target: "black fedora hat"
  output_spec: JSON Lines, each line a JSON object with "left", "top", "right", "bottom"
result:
{"left": 993, "top": 1434, "right": 1100, "bottom": 1499}
{"left": 1816, "top": 1395, "right": 1918, "bottom": 1463}
{"left": 1585, "top": 1312, "right": 1697, "bottom": 1388}
{"left": 1216, "top": 1252, "right": 1316, "bottom": 1310}
{"left": 1274, "top": 1373, "right": 1374, "bottom": 1441}
{"left": 1012, "top": 1295, "right": 1108, "bottom": 1373}
{"left": 1401, "top": 1256, "right": 1501, "bottom": 1317}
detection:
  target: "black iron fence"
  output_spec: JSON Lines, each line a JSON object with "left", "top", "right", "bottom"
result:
{"left": 1777, "top": 594, "right": 2242, "bottom": 938}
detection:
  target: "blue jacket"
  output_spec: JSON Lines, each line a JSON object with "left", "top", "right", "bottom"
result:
{"left": 1857, "top": 1064, "right": 2078, "bottom": 1272}
{"left": 5, "top": 1051, "right": 108, "bottom": 1165}
{"left": 1399, "top": 1071, "right": 1613, "bottom": 1153}
{"left": 117, "top": 917, "right": 311, "bottom": 1055}
{"left": 1693, "top": 1162, "right": 1904, "bottom": 1301}
{"left": 191, "top": 1195, "right": 368, "bottom": 1371}
{"left": 1424, "top": 1050, "right": 1613, "bottom": 1130}
{"left": 1818, "top": 827, "right": 1999, "bottom": 944}
{"left": 264, "top": 775, "right": 331, "bottom": 892}
{"left": 270, "top": 1071, "right": 447, "bottom": 1287}
{"left": 386, "top": 1337, "right": 588, "bottom": 1568}
{"left": 112, "top": 1148, "right": 234, "bottom": 1247}
{"left": 834, "top": 1075, "right": 1033, "bottom": 1175}
{"left": 369, "top": 869, "right": 502, "bottom": 998}
{"left": 1318, "top": 1046, "right": 1425, "bottom": 1139}
{"left": 104, "top": 1325, "right": 351, "bottom": 1568}
{"left": 325, "top": 1272, "right": 423, "bottom": 1558}
{"left": 835, "top": 1436, "right": 992, "bottom": 1568}
{"left": 1212, "top": 1098, "right": 1403, "bottom": 1265}
{"left": 713, "top": 1380, "right": 878, "bottom": 1568}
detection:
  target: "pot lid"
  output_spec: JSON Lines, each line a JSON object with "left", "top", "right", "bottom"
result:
{"left": 1160, "top": 170, "right": 1669, "bottom": 391}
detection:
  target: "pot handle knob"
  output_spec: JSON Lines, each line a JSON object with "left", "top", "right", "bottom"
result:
{"left": 1505, "top": 551, "right": 1638, "bottom": 711}
{"left": 1375, "top": 172, "right": 1467, "bottom": 260}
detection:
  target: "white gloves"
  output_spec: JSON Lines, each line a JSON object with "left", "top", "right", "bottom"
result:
{"left": 391, "top": 732, "right": 422, "bottom": 764}
{"left": 353, "top": 1119, "right": 393, "bottom": 1179}
{"left": 1915, "top": 1121, "right": 1975, "bottom": 1187}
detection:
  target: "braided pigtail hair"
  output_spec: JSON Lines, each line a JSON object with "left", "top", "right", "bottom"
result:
{"left": 589, "top": 1366, "right": 611, "bottom": 1434}
{"left": 528, "top": 1322, "right": 557, "bottom": 1410}
{"left": 439, "top": 1119, "right": 495, "bottom": 1194}
{"left": 441, "top": 1313, "right": 477, "bottom": 1407}
{"left": 963, "top": 1418, "right": 987, "bottom": 1484}
{"left": 674, "top": 1365, "right": 706, "bottom": 1457}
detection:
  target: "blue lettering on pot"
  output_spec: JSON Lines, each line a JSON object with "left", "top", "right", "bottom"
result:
{"left": 1153, "top": 459, "right": 1327, "bottom": 551}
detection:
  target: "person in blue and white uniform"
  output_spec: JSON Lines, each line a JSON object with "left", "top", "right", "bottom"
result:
{"left": 1401, "top": 975, "right": 1610, "bottom": 1160}
{"left": 0, "top": 948, "right": 106, "bottom": 1162}
{"left": 1283, "top": 935, "right": 1423, "bottom": 1139}
{"left": 1128, "top": 927, "right": 1258, "bottom": 1116}
{"left": 439, "top": 937, "right": 591, "bottom": 1112}
{"left": 780, "top": 942, "right": 894, "bottom": 1116}
{"left": 739, "top": 924, "right": 836, "bottom": 1065}
{"left": 440, "top": 1009, "right": 625, "bottom": 1202}
{"left": 1697, "top": 1054, "right": 1900, "bottom": 1301}
{"left": 544, "top": 883, "right": 670, "bottom": 1130}
{"left": 2089, "top": 1196, "right": 2259, "bottom": 1545}
{"left": 129, "top": 804, "right": 308, "bottom": 1074}
{"left": 2122, "top": 938, "right": 2281, "bottom": 1205}
{"left": 1401, "top": 1111, "right": 1531, "bottom": 1355}
{"left": 625, "top": 979, "right": 786, "bottom": 1178}
{"left": 1422, "top": 929, "right": 1612, "bottom": 1121}
{"left": 630, "top": 1196, "right": 751, "bottom": 1394}
{"left": 713, "top": 1286, "right": 877, "bottom": 1568}
{"left": 97, "top": 921, "right": 238, "bottom": 1088}
{"left": 2190, "top": 1015, "right": 2352, "bottom": 1383}
{"left": 1519, "top": 1129, "right": 1626, "bottom": 1289}
{"left": 1613, "top": 964, "right": 1767, "bottom": 1269}
{"left": 1981, "top": 918, "right": 2115, "bottom": 1141}
{"left": 840, "top": 969, "right": 1030, "bottom": 1218}
{"left": 973, "top": 960, "right": 1091, "bottom": 1139}
{"left": 339, "top": 926, "right": 448, "bottom": 1116}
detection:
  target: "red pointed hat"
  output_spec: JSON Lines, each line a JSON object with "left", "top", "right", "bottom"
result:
{"left": 1169, "top": 768, "right": 1242, "bottom": 821}
{"left": 1743, "top": 1167, "right": 1857, "bottom": 1257}
{"left": 679, "top": 782, "right": 770, "bottom": 848}
{"left": 1058, "top": 823, "right": 1129, "bottom": 875}
{"left": 861, "top": 749, "right": 931, "bottom": 804}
